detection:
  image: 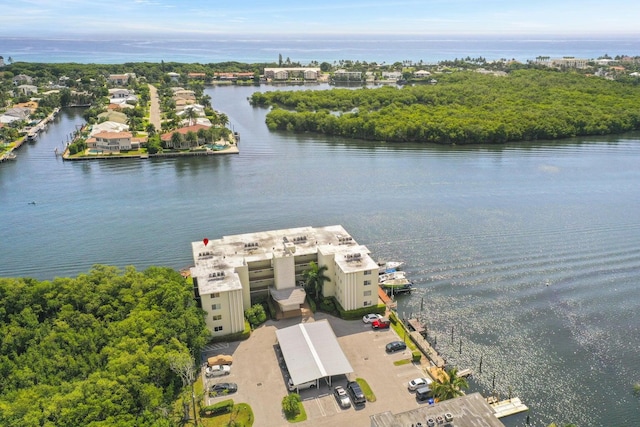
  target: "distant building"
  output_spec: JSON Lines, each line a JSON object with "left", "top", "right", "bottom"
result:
{"left": 414, "top": 70, "right": 431, "bottom": 78}
{"left": 190, "top": 225, "right": 379, "bottom": 336}
{"left": 333, "top": 69, "right": 363, "bottom": 82}
{"left": 12, "top": 74, "right": 33, "bottom": 85}
{"left": 0, "top": 56, "right": 5, "bottom": 67}
{"left": 264, "top": 67, "right": 321, "bottom": 81}
{"left": 535, "top": 57, "right": 588, "bottom": 69}
{"left": 107, "top": 73, "right": 135, "bottom": 86}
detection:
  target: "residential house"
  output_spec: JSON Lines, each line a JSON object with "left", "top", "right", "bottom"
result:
{"left": 160, "top": 124, "right": 211, "bottom": 149}
{"left": 90, "top": 120, "right": 130, "bottom": 135}
{"left": 187, "top": 72, "right": 207, "bottom": 80}
{"left": 381, "top": 71, "right": 402, "bottom": 81}
{"left": 0, "top": 107, "right": 31, "bottom": 124}
{"left": 17, "top": 85, "right": 38, "bottom": 96}
{"left": 108, "top": 73, "right": 135, "bottom": 86}
{"left": 12, "top": 74, "right": 33, "bottom": 85}
{"left": 190, "top": 225, "right": 379, "bottom": 336}
{"left": 167, "top": 72, "right": 181, "bottom": 83}
{"left": 414, "top": 70, "right": 431, "bottom": 78}
{"left": 90, "top": 131, "right": 133, "bottom": 152}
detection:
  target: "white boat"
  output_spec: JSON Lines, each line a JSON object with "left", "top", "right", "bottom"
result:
{"left": 379, "top": 270, "right": 407, "bottom": 283}
{"left": 378, "top": 260, "right": 404, "bottom": 273}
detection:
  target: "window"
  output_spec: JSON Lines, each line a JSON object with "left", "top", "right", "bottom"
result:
{"left": 214, "top": 326, "right": 224, "bottom": 332}
{"left": 212, "top": 315, "right": 222, "bottom": 321}
{"left": 363, "top": 301, "right": 371, "bottom": 307}
{"left": 364, "top": 280, "right": 371, "bottom": 286}
{"left": 364, "top": 270, "right": 371, "bottom": 275}
{"left": 211, "top": 292, "right": 220, "bottom": 298}
{"left": 364, "top": 290, "right": 372, "bottom": 297}
{"left": 211, "top": 303, "right": 221, "bottom": 310}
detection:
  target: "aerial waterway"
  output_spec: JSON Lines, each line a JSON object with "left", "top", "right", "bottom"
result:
{"left": 1, "top": 87, "right": 640, "bottom": 426}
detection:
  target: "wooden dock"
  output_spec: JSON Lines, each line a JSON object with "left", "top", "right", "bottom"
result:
{"left": 407, "top": 318, "right": 425, "bottom": 334}
{"left": 409, "top": 331, "right": 445, "bottom": 368}
{"left": 489, "top": 397, "right": 529, "bottom": 418}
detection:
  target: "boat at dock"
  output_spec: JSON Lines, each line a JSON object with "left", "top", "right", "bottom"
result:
{"left": 379, "top": 277, "right": 415, "bottom": 294}
{"left": 1, "top": 152, "right": 17, "bottom": 162}
{"left": 377, "top": 260, "right": 404, "bottom": 273}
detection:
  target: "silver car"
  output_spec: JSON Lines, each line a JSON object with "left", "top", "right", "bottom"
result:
{"left": 334, "top": 385, "right": 351, "bottom": 408}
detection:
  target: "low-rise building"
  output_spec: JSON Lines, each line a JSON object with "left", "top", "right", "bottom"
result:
{"left": 190, "top": 225, "right": 379, "bottom": 336}
{"left": 370, "top": 393, "right": 506, "bottom": 427}
{"left": 264, "top": 67, "right": 321, "bottom": 81}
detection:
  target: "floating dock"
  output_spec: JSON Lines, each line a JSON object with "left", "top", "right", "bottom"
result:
{"left": 488, "top": 397, "right": 529, "bottom": 418}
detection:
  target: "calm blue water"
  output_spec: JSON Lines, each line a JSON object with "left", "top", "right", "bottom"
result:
{"left": 1, "top": 83, "right": 639, "bottom": 426}
{"left": 2, "top": 34, "right": 639, "bottom": 64}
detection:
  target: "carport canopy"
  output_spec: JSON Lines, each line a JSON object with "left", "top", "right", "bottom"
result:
{"left": 276, "top": 319, "right": 353, "bottom": 387}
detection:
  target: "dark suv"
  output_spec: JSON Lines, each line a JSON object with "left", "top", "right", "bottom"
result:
{"left": 346, "top": 381, "right": 366, "bottom": 405}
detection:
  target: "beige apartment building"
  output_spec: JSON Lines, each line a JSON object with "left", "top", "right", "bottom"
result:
{"left": 190, "top": 225, "right": 379, "bottom": 337}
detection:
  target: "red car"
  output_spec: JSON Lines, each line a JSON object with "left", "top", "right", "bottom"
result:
{"left": 372, "top": 318, "right": 391, "bottom": 329}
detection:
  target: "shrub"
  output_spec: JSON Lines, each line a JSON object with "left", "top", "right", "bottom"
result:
{"left": 200, "top": 399, "right": 234, "bottom": 416}
{"left": 282, "top": 393, "right": 301, "bottom": 418}
{"left": 245, "top": 303, "right": 267, "bottom": 329}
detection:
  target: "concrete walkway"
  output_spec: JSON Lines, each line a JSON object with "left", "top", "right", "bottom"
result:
{"left": 148, "top": 84, "right": 161, "bottom": 130}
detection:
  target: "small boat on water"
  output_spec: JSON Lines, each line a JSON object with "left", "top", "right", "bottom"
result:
{"left": 3, "top": 152, "right": 17, "bottom": 161}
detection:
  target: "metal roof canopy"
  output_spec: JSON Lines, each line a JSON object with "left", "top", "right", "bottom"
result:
{"left": 276, "top": 319, "right": 353, "bottom": 387}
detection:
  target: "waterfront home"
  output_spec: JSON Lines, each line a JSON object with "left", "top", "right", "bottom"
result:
{"left": 264, "top": 67, "right": 321, "bottom": 81}
{"left": 187, "top": 72, "right": 206, "bottom": 80}
{"left": 88, "top": 131, "right": 133, "bottom": 152}
{"left": 190, "top": 225, "right": 379, "bottom": 337}
{"left": 90, "top": 120, "right": 129, "bottom": 135}
{"left": 160, "top": 124, "right": 211, "bottom": 149}
{"left": 414, "top": 70, "right": 431, "bottom": 78}
{"left": 0, "top": 107, "right": 31, "bottom": 124}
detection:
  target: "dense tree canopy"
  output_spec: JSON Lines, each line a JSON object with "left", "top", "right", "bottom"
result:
{"left": 0, "top": 265, "right": 209, "bottom": 427}
{"left": 251, "top": 69, "right": 640, "bottom": 144}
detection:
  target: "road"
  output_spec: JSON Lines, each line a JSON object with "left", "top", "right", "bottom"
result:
{"left": 148, "top": 84, "right": 161, "bottom": 130}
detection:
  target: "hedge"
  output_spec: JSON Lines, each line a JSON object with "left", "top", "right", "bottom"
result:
{"left": 201, "top": 399, "right": 234, "bottom": 416}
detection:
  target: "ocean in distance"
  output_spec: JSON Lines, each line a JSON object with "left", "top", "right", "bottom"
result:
{"left": 2, "top": 34, "right": 640, "bottom": 64}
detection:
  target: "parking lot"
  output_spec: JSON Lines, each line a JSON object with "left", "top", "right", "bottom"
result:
{"left": 202, "top": 312, "right": 434, "bottom": 426}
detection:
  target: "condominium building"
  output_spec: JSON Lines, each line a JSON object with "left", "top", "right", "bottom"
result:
{"left": 190, "top": 225, "right": 379, "bottom": 336}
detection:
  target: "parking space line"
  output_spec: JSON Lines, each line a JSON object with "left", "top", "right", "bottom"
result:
{"left": 315, "top": 397, "right": 326, "bottom": 416}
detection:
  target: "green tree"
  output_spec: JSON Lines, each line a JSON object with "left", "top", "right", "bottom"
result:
{"left": 185, "top": 130, "right": 198, "bottom": 148}
{"left": 245, "top": 304, "right": 267, "bottom": 328}
{"left": 429, "top": 367, "right": 469, "bottom": 401}
{"left": 170, "top": 131, "right": 183, "bottom": 149}
{"left": 302, "top": 261, "right": 330, "bottom": 301}
{"left": 282, "top": 393, "right": 301, "bottom": 418}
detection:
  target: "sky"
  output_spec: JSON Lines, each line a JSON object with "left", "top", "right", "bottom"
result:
{"left": 2, "top": 0, "right": 639, "bottom": 37}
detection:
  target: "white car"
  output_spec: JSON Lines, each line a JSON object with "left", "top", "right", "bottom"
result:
{"left": 206, "top": 364, "right": 231, "bottom": 378}
{"left": 362, "top": 313, "right": 383, "bottom": 323}
{"left": 408, "top": 377, "right": 433, "bottom": 391}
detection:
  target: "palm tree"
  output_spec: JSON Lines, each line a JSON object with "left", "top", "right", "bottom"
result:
{"left": 184, "top": 106, "right": 198, "bottom": 126}
{"left": 302, "top": 261, "right": 330, "bottom": 301}
{"left": 429, "top": 367, "right": 468, "bottom": 401}
{"left": 170, "top": 131, "right": 183, "bottom": 149}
